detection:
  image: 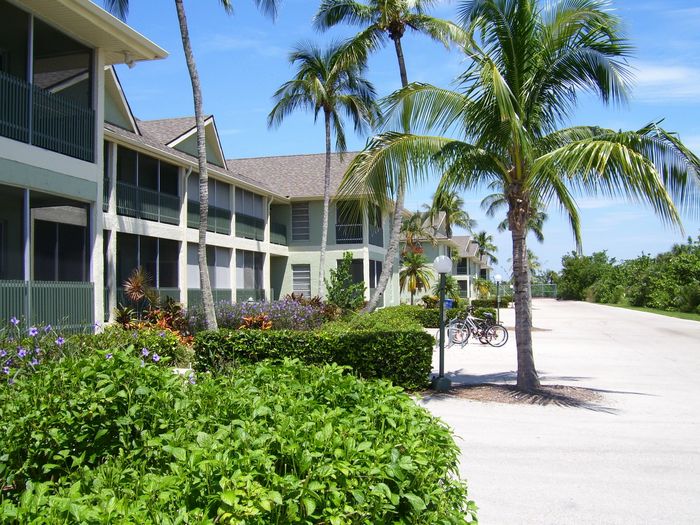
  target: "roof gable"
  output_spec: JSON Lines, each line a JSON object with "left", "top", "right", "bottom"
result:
{"left": 104, "top": 66, "right": 138, "bottom": 133}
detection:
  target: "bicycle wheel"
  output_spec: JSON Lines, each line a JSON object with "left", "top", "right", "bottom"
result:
{"left": 449, "top": 322, "right": 470, "bottom": 346}
{"left": 485, "top": 325, "right": 508, "bottom": 347}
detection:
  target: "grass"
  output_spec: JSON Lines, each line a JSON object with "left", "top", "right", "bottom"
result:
{"left": 606, "top": 303, "right": 700, "bottom": 322}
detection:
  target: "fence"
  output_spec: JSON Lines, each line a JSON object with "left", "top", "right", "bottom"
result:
{"left": 531, "top": 283, "right": 558, "bottom": 298}
{"left": 0, "top": 280, "right": 94, "bottom": 333}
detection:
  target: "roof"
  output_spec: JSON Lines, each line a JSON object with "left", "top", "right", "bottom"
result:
{"left": 104, "top": 123, "right": 284, "bottom": 198}
{"left": 226, "top": 152, "right": 358, "bottom": 199}
{"left": 138, "top": 117, "right": 199, "bottom": 145}
{"left": 18, "top": 0, "right": 167, "bottom": 64}
{"left": 451, "top": 235, "right": 473, "bottom": 256}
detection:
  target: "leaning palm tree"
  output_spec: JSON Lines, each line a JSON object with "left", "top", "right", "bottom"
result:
{"left": 399, "top": 251, "right": 434, "bottom": 304}
{"left": 482, "top": 192, "right": 548, "bottom": 243}
{"left": 268, "top": 42, "right": 377, "bottom": 297}
{"left": 427, "top": 189, "right": 476, "bottom": 238}
{"left": 341, "top": 0, "right": 700, "bottom": 391}
{"left": 401, "top": 209, "right": 434, "bottom": 253}
{"left": 472, "top": 231, "right": 498, "bottom": 265}
{"left": 314, "top": 0, "right": 465, "bottom": 313}
{"left": 105, "top": 0, "right": 281, "bottom": 330}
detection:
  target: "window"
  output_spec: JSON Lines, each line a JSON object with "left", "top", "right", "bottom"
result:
{"left": 291, "top": 202, "right": 309, "bottom": 241}
{"left": 369, "top": 260, "right": 382, "bottom": 289}
{"left": 235, "top": 188, "right": 264, "bottom": 219}
{"left": 336, "top": 201, "right": 361, "bottom": 225}
{"left": 34, "top": 220, "right": 87, "bottom": 282}
{"left": 292, "top": 264, "right": 311, "bottom": 297}
{"left": 236, "top": 250, "right": 263, "bottom": 290}
{"left": 116, "top": 233, "right": 179, "bottom": 288}
{"left": 188, "top": 244, "right": 230, "bottom": 289}
{"left": 337, "top": 258, "right": 364, "bottom": 285}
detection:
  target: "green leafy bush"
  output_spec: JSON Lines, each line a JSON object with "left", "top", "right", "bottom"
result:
{"left": 347, "top": 305, "right": 496, "bottom": 329}
{"left": 0, "top": 353, "right": 476, "bottom": 523}
{"left": 194, "top": 326, "right": 433, "bottom": 390}
{"left": 470, "top": 298, "right": 511, "bottom": 308}
{"left": 325, "top": 251, "right": 366, "bottom": 312}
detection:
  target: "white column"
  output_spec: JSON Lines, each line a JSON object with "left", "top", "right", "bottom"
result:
{"left": 230, "top": 248, "right": 237, "bottom": 302}
{"left": 91, "top": 49, "right": 106, "bottom": 330}
{"left": 106, "top": 229, "right": 117, "bottom": 321}
{"left": 263, "top": 252, "right": 271, "bottom": 301}
{"left": 362, "top": 248, "right": 370, "bottom": 301}
{"left": 108, "top": 142, "right": 117, "bottom": 214}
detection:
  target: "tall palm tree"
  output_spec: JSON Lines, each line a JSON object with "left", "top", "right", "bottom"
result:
{"left": 427, "top": 189, "right": 476, "bottom": 238}
{"left": 268, "top": 42, "right": 377, "bottom": 296}
{"left": 105, "top": 0, "right": 281, "bottom": 330}
{"left": 401, "top": 209, "right": 434, "bottom": 253}
{"left": 314, "top": 0, "right": 465, "bottom": 313}
{"left": 341, "top": 0, "right": 700, "bottom": 391}
{"left": 399, "top": 251, "right": 434, "bottom": 304}
{"left": 472, "top": 231, "right": 498, "bottom": 265}
{"left": 482, "top": 192, "right": 548, "bottom": 243}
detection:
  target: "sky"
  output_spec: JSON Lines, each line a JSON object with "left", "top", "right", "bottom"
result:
{"left": 104, "top": 0, "right": 700, "bottom": 274}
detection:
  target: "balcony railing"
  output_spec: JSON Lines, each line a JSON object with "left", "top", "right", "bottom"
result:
{"left": 236, "top": 288, "right": 266, "bottom": 302}
{"left": 236, "top": 213, "right": 265, "bottom": 241}
{"left": 187, "top": 288, "right": 233, "bottom": 306}
{"left": 270, "top": 222, "right": 288, "bottom": 245}
{"left": 188, "top": 201, "right": 232, "bottom": 235}
{"left": 117, "top": 181, "right": 180, "bottom": 225}
{"left": 369, "top": 226, "right": 383, "bottom": 247}
{"left": 103, "top": 178, "right": 110, "bottom": 212}
{"left": 336, "top": 223, "right": 363, "bottom": 244}
{"left": 0, "top": 70, "right": 95, "bottom": 162}
{"left": 456, "top": 263, "right": 469, "bottom": 275}
{"left": 0, "top": 280, "right": 94, "bottom": 333}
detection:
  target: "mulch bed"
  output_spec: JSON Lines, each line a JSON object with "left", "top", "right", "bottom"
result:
{"left": 435, "top": 383, "right": 604, "bottom": 408}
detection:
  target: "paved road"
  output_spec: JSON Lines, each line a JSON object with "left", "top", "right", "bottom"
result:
{"left": 420, "top": 299, "right": 700, "bottom": 524}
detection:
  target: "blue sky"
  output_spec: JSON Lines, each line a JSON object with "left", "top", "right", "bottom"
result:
{"left": 105, "top": 0, "right": 700, "bottom": 273}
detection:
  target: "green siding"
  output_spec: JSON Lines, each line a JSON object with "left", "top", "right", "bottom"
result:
{"left": 104, "top": 85, "right": 133, "bottom": 130}
{"left": 0, "top": 158, "right": 97, "bottom": 202}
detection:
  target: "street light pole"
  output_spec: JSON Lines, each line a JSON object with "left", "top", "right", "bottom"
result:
{"left": 432, "top": 255, "right": 452, "bottom": 392}
{"left": 495, "top": 274, "right": 502, "bottom": 324}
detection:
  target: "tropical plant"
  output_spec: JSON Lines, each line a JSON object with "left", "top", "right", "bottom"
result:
{"left": 400, "top": 209, "right": 434, "bottom": 253}
{"left": 341, "top": 0, "right": 700, "bottom": 390}
{"left": 431, "top": 274, "right": 460, "bottom": 302}
{"left": 105, "top": 0, "right": 282, "bottom": 331}
{"left": 268, "top": 42, "right": 377, "bottom": 296}
{"left": 324, "top": 252, "right": 366, "bottom": 311}
{"left": 472, "top": 231, "right": 498, "bottom": 265}
{"left": 399, "top": 252, "right": 434, "bottom": 304}
{"left": 473, "top": 277, "right": 493, "bottom": 299}
{"left": 315, "top": 0, "right": 464, "bottom": 313}
{"left": 482, "top": 191, "right": 548, "bottom": 243}
{"left": 427, "top": 189, "right": 476, "bottom": 238}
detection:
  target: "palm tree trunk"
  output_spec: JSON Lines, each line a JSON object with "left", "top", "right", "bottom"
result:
{"left": 319, "top": 109, "right": 332, "bottom": 297}
{"left": 175, "top": 0, "right": 217, "bottom": 330}
{"left": 511, "top": 215, "right": 539, "bottom": 391}
{"left": 363, "top": 36, "right": 409, "bottom": 313}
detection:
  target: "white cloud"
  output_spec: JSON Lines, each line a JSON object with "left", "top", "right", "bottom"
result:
{"left": 201, "top": 34, "right": 286, "bottom": 58}
{"left": 630, "top": 61, "right": 700, "bottom": 103}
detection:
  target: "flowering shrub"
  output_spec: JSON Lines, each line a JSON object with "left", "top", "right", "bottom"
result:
{"left": 187, "top": 299, "right": 326, "bottom": 333}
{"left": 0, "top": 317, "right": 71, "bottom": 386}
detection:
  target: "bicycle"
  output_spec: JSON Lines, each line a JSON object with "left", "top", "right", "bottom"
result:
{"left": 446, "top": 306, "right": 509, "bottom": 348}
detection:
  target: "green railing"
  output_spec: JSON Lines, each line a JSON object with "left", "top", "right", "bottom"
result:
{"left": 117, "top": 181, "right": 180, "bottom": 225}
{"left": 188, "top": 201, "right": 232, "bottom": 235}
{"left": 531, "top": 283, "right": 557, "bottom": 298}
{"left": 0, "top": 280, "right": 94, "bottom": 333}
{"left": 336, "top": 224, "right": 363, "bottom": 244}
{"left": 236, "top": 288, "right": 266, "bottom": 302}
{"left": 369, "top": 226, "right": 383, "bottom": 247}
{"left": 236, "top": 213, "right": 265, "bottom": 241}
{"left": 187, "top": 289, "right": 232, "bottom": 307}
{"left": 270, "top": 222, "right": 288, "bottom": 245}
{"left": 103, "top": 178, "right": 110, "bottom": 212}
{"left": 0, "top": 71, "right": 95, "bottom": 162}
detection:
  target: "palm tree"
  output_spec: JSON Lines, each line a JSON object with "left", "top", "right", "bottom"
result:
{"left": 401, "top": 209, "right": 434, "bottom": 253}
{"left": 482, "top": 192, "right": 548, "bottom": 243}
{"left": 268, "top": 42, "right": 377, "bottom": 297}
{"left": 427, "top": 189, "right": 476, "bottom": 238}
{"left": 314, "top": 0, "right": 465, "bottom": 313}
{"left": 472, "top": 231, "right": 498, "bottom": 265}
{"left": 341, "top": 0, "right": 700, "bottom": 391}
{"left": 105, "top": 0, "right": 281, "bottom": 330}
{"left": 399, "top": 252, "right": 434, "bottom": 304}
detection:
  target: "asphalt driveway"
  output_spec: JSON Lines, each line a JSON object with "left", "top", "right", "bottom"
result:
{"left": 420, "top": 299, "right": 700, "bottom": 524}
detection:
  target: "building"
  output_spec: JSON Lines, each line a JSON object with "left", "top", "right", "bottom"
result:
{"left": 0, "top": 0, "right": 400, "bottom": 329}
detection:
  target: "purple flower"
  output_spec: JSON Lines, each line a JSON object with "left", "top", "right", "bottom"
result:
{"left": 30, "top": 358, "right": 39, "bottom": 366}
{"left": 55, "top": 337, "right": 65, "bottom": 346}
{"left": 34, "top": 347, "right": 41, "bottom": 355}
{"left": 105, "top": 353, "right": 113, "bottom": 360}
{"left": 132, "top": 331, "right": 138, "bottom": 339}
{"left": 141, "top": 347, "right": 149, "bottom": 357}
{"left": 17, "top": 347, "right": 27, "bottom": 358}
{"left": 188, "top": 373, "right": 196, "bottom": 385}
{"left": 28, "top": 327, "right": 38, "bottom": 337}
{"left": 2, "top": 367, "right": 9, "bottom": 375}
{"left": 0, "top": 350, "right": 6, "bottom": 358}
{"left": 152, "top": 353, "right": 160, "bottom": 363}
{"left": 159, "top": 331, "right": 166, "bottom": 338}
{"left": 10, "top": 316, "right": 19, "bottom": 326}
{"left": 43, "top": 325, "right": 52, "bottom": 333}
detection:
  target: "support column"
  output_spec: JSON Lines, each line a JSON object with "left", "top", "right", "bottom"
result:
{"left": 108, "top": 142, "right": 117, "bottom": 214}
{"left": 362, "top": 248, "right": 370, "bottom": 301}
{"left": 106, "top": 229, "right": 117, "bottom": 321}
{"left": 178, "top": 167, "right": 190, "bottom": 306}
{"left": 263, "top": 252, "right": 271, "bottom": 302}
{"left": 230, "top": 248, "right": 237, "bottom": 303}
{"left": 91, "top": 49, "right": 106, "bottom": 330}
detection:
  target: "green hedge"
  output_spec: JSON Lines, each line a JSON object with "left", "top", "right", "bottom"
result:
{"left": 470, "top": 297, "right": 512, "bottom": 308}
{"left": 194, "top": 327, "right": 434, "bottom": 390}
{"left": 364, "top": 305, "right": 496, "bottom": 329}
{"left": 1, "top": 353, "right": 476, "bottom": 523}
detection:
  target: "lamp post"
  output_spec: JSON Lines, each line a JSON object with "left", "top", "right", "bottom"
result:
{"left": 432, "top": 255, "right": 452, "bottom": 392}
{"left": 494, "top": 274, "right": 502, "bottom": 323}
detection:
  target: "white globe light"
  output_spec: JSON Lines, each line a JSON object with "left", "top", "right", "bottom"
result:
{"left": 495, "top": 274, "right": 502, "bottom": 282}
{"left": 433, "top": 255, "right": 452, "bottom": 274}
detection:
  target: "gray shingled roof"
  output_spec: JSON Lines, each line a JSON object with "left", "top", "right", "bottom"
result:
{"left": 226, "top": 152, "right": 358, "bottom": 199}
{"left": 451, "top": 235, "right": 473, "bottom": 256}
{"left": 137, "top": 117, "right": 199, "bottom": 145}
{"left": 104, "top": 123, "right": 282, "bottom": 197}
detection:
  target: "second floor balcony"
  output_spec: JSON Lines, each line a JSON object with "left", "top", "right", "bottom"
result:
{"left": 236, "top": 213, "right": 265, "bottom": 241}
{"left": 188, "top": 201, "right": 232, "bottom": 235}
{"left": 336, "top": 223, "right": 363, "bottom": 244}
{"left": 270, "top": 222, "right": 288, "bottom": 246}
{"left": 0, "top": 70, "right": 94, "bottom": 162}
{"left": 116, "top": 181, "right": 180, "bottom": 225}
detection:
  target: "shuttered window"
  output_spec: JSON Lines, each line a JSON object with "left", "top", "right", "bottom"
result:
{"left": 292, "top": 264, "right": 312, "bottom": 297}
{"left": 291, "top": 202, "right": 310, "bottom": 241}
